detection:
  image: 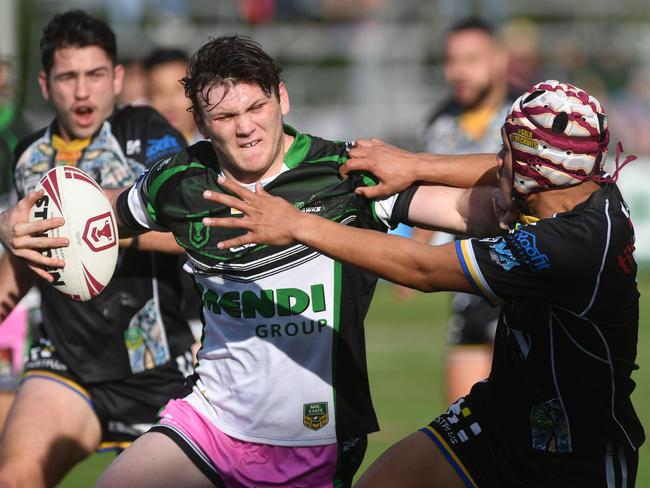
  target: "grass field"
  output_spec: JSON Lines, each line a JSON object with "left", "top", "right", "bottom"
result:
{"left": 59, "top": 277, "right": 650, "bottom": 486}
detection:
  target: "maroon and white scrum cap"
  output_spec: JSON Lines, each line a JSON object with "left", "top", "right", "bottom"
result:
{"left": 504, "top": 80, "right": 635, "bottom": 197}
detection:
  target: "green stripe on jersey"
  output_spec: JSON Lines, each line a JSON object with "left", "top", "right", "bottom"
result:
{"left": 146, "top": 162, "right": 205, "bottom": 222}
{"left": 284, "top": 125, "right": 311, "bottom": 169}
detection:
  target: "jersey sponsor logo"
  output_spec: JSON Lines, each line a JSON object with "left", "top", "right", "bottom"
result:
{"left": 294, "top": 201, "right": 322, "bottom": 213}
{"left": 126, "top": 139, "right": 141, "bottom": 155}
{"left": 145, "top": 135, "right": 182, "bottom": 163}
{"left": 197, "top": 283, "right": 326, "bottom": 319}
{"left": 509, "top": 229, "right": 551, "bottom": 271}
{"left": 488, "top": 238, "right": 520, "bottom": 271}
{"left": 189, "top": 221, "right": 210, "bottom": 249}
{"left": 432, "top": 398, "right": 481, "bottom": 445}
{"left": 255, "top": 319, "right": 328, "bottom": 338}
{"left": 303, "top": 402, "right": 329, "bottom": 431}
{"left": 617, "top": 238, "right": 636, "bottom": 275}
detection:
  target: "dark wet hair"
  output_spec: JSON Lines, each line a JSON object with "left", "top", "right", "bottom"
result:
{"left": 40, "top": 9, "right": 117, "bottom": 75}
{"left": 181, "top": 35, "right": 282, "bottom": 113}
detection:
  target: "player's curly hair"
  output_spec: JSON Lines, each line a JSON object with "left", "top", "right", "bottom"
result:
{"left": 40, "top": 10, "right": 117, "bottom": 76}
{"left": 181, "top": 35, "right": 283, "bottom": 114}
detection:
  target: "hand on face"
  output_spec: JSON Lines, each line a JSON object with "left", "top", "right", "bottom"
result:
{"left": 0, "top": 191, "right": 69, "bottom": 281}
{"left": 494, "top": 136, "right": 520, "bottom": 229}
{"left": 342, "top": 138, "right": 420, "bottom": 200}
{"left": 202, "top": 177, "right": 301, "bottom": 249}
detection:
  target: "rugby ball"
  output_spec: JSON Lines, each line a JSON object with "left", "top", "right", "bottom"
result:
{"left": 28, "top": 166, "right": 118, "bottom": 301}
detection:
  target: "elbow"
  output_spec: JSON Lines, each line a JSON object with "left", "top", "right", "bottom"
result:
{"left": 407, "top": 269, "right": 442, "bottom": 293}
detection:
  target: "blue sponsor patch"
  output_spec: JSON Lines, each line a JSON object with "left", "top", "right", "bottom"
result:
{"left": 146, "top": 135, "right": 182, "bottom": 163}
{"left": 489, "top": 238, "right": 520, "bottom": 271}
{"left": 509, "top": 228, "right": 550, "bottom": 271}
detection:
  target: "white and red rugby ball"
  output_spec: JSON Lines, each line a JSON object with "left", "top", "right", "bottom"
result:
{"left": 29, "top": 166, "right": 118, "bottom": 301}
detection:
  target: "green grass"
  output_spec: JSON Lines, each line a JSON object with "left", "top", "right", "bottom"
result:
{"left": 59, "top": 279, "right": 650, "bottom": 486}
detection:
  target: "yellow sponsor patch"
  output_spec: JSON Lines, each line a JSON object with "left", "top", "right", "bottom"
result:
{"left": 510, "top": 128, "right": 539, "bottom": 149}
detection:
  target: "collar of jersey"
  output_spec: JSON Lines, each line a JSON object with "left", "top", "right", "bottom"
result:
{"left": 216, "top": 124, "right": 309, "bottom": 188}
{"left": 283, "top": 124, "right": 311, "bottom": 169}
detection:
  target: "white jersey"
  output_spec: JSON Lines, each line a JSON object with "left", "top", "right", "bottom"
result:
{"left": 118, "top": 128, "right": 405, "bottom": 446}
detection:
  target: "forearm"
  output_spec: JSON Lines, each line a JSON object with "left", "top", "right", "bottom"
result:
{"left": 0, "top": 253, "right": 37, "bottom": 322}
{"left": 120, "top": 231, "right": 184, "bottom": 254}
{"left": 412, "top": 153, "right": 498, "bottom": 188}
{"left": 407, "top": 185, "right": 502, "bottom": 237}
{"left": 292, "top": 213, "right": 471, "bottom": 293}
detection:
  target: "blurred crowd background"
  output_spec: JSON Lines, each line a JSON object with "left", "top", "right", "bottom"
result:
{"left": 2, "top": 0, "right": 650, "bottom": 258}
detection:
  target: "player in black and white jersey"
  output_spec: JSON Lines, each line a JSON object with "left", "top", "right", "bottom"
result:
{"left": 0, "top": 10, "right": 194, "bottom": 487}
{"left": 201, "top": 80, "right": 644, "bottom": 487}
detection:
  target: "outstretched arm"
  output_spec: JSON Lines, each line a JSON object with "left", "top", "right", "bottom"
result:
{"left": 105, "top": 188, "right": 184, "bottom": 254}
{"left": 342, "top": 138, "right": 498, "bottom": 200}
{"left": 202, "top": 178, "right": 474, "bottom": 294}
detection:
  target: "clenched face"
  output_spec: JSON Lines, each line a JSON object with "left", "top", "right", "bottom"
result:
{"left": 39, "top": 45, "right": 123, "bottom": 141}
{"left": 194, "top": 81, "right": 291, "bottom": 184}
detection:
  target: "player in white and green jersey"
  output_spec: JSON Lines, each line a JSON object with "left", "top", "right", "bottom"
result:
{"left": 93, "top": 34, "right": 418, "bottom": 488}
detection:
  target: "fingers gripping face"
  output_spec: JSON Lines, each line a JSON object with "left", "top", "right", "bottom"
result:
{"left": 202, "top": 177, "right": 301, "bottom": 249}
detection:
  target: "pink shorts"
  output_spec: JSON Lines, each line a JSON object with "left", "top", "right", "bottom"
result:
{"left": 0, "top": 305, "right": 29, "bottom": 387}
{"left": 152, "top": 398, "right": 364, "bottom": 487}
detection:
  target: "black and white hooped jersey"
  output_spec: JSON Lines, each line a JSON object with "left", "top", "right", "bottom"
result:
{"left": 118, "top": 125, "right": 408, "bottom": 446}
{"left": 456, "top": 183, "right": 644, "bottom": 453}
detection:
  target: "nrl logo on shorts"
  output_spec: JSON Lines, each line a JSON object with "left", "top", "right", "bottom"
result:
{"left": 189, "top": 221, "right": 210, "bottom": 249}
{"left": 303, "top": 402, "right": 329, "bottom": 431}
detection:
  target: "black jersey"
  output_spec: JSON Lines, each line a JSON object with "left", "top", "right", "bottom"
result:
{"left": 13, "top": 106, "right": 195, "bottom": 383}
{"left": 456, "top": 183, "right": 644, "bottom": 453}
{"left": 117, "top": 125, "right": 397, "bottom": 444}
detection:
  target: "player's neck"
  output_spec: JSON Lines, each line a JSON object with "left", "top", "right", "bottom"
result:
{"left": 525, "top": 181, "right": 601, "bottom": 219}
{"left": 465, "top": 82, "right": 507, "bottom": 114}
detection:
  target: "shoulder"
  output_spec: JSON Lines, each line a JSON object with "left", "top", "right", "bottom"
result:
{"left": 13, "top": 127, "right": 47, "bottom": 165}
{"left": 305, "top": 134, "right": 348, "bottom": 162}
{"left": 284, "top": 128, "right": 349, "bottom": 170}
{"left": 111, "top": 105, "right": 166, "bottom": 126}
{"left": 110, "top": 105, "right": 186, "bottom": 165}
{"left": 144, "top": 140, "right": 213, "bottom": 183}
{"left": 425, "top": 98, "right": 461, "bottom": 127}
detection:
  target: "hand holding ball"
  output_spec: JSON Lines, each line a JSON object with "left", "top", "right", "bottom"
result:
{"left": 28, "top": 166, "right": 118, "bottom": 301}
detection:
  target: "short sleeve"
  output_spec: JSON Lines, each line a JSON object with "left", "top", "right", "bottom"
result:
{"left": 455, "top": 219, "right": 599, "bottom": 309}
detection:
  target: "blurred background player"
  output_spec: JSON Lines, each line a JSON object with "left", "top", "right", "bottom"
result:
{"left": 143, "top": 47, "right": 201, "bottom": 144}
{"left": 0, "top": 10, "right": 195, "bottom": 487}
{"left": 116, "top": 57, "right": 147, "bottom": 107}
{"left": 143, "top": 46, "right": 203, "bottom": 350}
{"left": 416, "top": 18, "right": 514, "bottom": 403}
{"left": 0, "top": 58, "right": 33, "bottom": 434}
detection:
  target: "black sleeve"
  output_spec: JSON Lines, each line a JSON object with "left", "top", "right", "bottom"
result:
{"left": 116, "top": 188, "right": 147, "bottom": 231}
{"left": 456, "top": 219, "right": 601, "bottom": 309}
{"left": 388, "top": 184, "right": 419, "bottom": 228}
